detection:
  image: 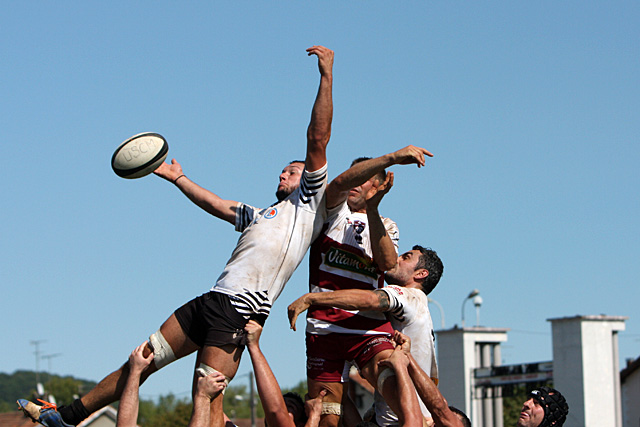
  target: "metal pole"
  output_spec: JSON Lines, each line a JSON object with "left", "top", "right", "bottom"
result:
{"left": 249, "top": 371, "right": 256, "bottom": 427}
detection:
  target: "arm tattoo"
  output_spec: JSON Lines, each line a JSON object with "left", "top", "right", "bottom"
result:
{"left": 374, "top": 290, "right": 390, "bottom": 311}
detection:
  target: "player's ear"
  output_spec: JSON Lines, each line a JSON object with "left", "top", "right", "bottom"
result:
{"left": 415, "top": 269, "right": 429, "bottom": 281}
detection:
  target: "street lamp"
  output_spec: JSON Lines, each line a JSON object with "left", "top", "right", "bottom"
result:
{"left": 461, "top": 289, "right": 480, "bottom": 327}
{"left": 473, "top": 295, "right": 483, "bottom": 326}
{"left": 427, "top": 297, "right": 445, "bottom": 329}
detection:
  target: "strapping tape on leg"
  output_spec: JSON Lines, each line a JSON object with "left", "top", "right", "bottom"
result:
{"left": 377, "top": 367, "right": 396, "bottom": 392}
{"left": 321, "top": 402, "right": 343, "bottom": 416}
{"left": 196, "top": 363, "right": 231, "bottom": 395}
{"left": 149, "top": 330, "right": 176, "bottom": 369}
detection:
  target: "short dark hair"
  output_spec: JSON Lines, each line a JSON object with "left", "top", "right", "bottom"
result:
{"left": 290, "top": 160, "right": 305, "bottom": 167}
{"left": 413, "top": 245, "right": 443, "bottom": 295}
{"left": 449, "top": 406, "right": 471, "bottom": 427}
{"left": 351, "top": 157, "right": 386, "bottom": 184}
{"left": 283, "top": 392, "right": 306, "bottom": 425}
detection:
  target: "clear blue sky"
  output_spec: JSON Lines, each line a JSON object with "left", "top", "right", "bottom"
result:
{"left": 2, "top": 2, "right": 638, "bottom": 401}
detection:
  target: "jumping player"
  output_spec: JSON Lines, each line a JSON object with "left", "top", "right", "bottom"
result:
{"left": 18, "top": 45, "right": 334, "bottom": 427}
{"left": 292, "top": 145, "right": 433, "bottom": 427}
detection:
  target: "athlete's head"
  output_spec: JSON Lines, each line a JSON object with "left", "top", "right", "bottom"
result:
{"left": 347, "top": 157, "right": 387, "bottom": 212}
{"left": 449, "top": 406, "right": 471, "bottom": 427}
{"left": 283, "top": 392, "right": 307, "bottom": 427}
{"left": 276, "top": 160, "right": 305, "bottom": 201}
{"left": 517, "top": 387, "right": 568, "bottom": 427}
{"left": 385, "top": 245, "right": 443, "bottom": 295}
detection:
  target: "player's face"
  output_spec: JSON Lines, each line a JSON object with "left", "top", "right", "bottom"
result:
{"left": 385, "top": 250, "right": 422, "bottom": 285}
{"left": 276, "top": 162, "right": 304, "bottom": 201}
{"left": 516, "top": 398, "right": 545, "bottom": 427}
{"left": 347, "top": 177, "right": 377, "bottom": 213}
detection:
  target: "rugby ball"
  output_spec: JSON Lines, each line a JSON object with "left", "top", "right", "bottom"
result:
{"left": 112, "top": 132, "right": 169, "bottom": 179}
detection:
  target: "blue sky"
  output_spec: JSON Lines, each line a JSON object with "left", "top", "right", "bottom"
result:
{"left": 2, "top": 2, "right": 638, "bottom": 401}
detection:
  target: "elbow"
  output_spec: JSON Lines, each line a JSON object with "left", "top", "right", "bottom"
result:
{"left": 306, "top": 128, "right": 331, "bottom": 148}
{"left": 380, "top": 259, "right": 397, "bottom": 272}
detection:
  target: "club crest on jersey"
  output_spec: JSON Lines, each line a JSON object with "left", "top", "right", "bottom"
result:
{"left": 348, "top": 219, "right": 366, "bottom": 244}
{"left": 325, "top": 247, "right": 378, "bottom": 279}
{"left": 264, "top": 208, "right": 278, "bottom": 219}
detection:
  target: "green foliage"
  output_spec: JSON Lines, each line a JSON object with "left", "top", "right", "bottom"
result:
{"left": 44, "top": 377, "right": 82, "bottom": 406}
{"left": 138, "top": 393, "right": 193, "bottom": 427}
{"left": 0, "top": 370, "right": 96, "bottom": 413}
{"left": 223, "top": 384, "right": 264, "bottom": 420}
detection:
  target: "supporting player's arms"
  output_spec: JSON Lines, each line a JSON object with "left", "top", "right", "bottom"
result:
{"left": 154, "top": 159, "right": 238, "bottom": 225}
{"left": 245, "top": 321, "right": 296, "bottom": 427}
{"left": 288, "top": 289, "right": 390, "bottom": 331}
{"left": 395, "top": 332, "right": 462, "bottom": 427}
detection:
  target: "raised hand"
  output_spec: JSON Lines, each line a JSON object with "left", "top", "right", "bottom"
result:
{"left": 154, "top": 158, "right": 184, "bottom": 182}
{"left": 306, "top": 45, "right": 334, "bottom": 78}
{"left": 391, "top": 145, "right": 434, "bottom": 168}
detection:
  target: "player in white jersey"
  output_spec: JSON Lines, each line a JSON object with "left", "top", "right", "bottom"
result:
{"left": 290, "top": 145, "right": 434, "bottom": 427}
{"left": 289, "top": 245, "right": 444, "bottom": 426}
{"left": 26, "top": 45, "right": 334, "bottom": 427}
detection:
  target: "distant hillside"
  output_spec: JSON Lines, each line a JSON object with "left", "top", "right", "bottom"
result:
{"left": 0, "top": 370, "right": 97, "bottom": 413}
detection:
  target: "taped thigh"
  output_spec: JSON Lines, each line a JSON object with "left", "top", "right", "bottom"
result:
{"left": 149, "top": 330, "right": 176, "bottom": 369}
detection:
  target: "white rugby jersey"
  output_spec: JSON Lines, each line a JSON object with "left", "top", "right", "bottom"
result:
{"left": 374, "top": 285, "right": 438, "bottom": 424}
{"left": 211, "top": 164, "right": 327, "bottom": 318}
{"left": 306, "top": 202, "right": 399, "bottom": 335}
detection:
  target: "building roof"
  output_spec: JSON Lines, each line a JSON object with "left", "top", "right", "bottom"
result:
{"left": 0, "top": 410, "right": 39, "bottom": 427}
{"left": 621, "top": 355, "right": 640, "bottom": 383}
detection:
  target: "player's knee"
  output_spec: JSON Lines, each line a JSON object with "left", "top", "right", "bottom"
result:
{"left": 149, "top": 330, "right": 177, "bottom": 369}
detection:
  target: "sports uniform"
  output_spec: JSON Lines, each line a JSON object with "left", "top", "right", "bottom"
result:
{"left": 305, "top": 201, "right": 399, "bottom": 381}
{"left": 374, "top": 285, "right": 438, "bottom": 425}
{"left": 175, "top": 164, "right": 328, "bottom": 347}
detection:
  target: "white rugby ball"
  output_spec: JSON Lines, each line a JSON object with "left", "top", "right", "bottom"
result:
{"left": 112, "top": 132, "right": 169, "bottom": 179}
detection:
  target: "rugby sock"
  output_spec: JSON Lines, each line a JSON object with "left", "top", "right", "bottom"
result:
{"left": 58, "top": 399, "right": 90, "bottom": 426}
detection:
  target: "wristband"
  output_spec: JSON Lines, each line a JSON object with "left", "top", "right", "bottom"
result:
{"left": 173, "top": 174, "right": 186, "bottom": 184}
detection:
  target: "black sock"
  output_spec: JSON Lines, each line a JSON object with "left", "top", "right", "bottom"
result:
{"left": 58, "top": 399, "right": 90, "bottom": 426}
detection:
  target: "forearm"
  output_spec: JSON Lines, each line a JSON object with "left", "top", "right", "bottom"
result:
{"left": 366, "top": 207, "right": 397, "bottom": 271}
{"left": 187, "top": 394, "right": 211, "bottom": 427}
{"left": 330, "top": 154, "right": 395, "bottom": 194}
{"left": 306, "top": 74, "right": 333, "bottom": 172}
{"left": 173, "top": 176, "right": 237, "bottom": 224}
{"left": 116, "top": 371, "right": 142, "bottom": 427}
{"left": 247, "top": 345, "right": 294, "bottom": 427}
{"left": 393, "top": 363, "right": 423, "bottom": 427}
{"left": 407, "top": 355, "right": 455, "bottom": 425}
{"left": 306, "top": 289, "right": 388, "bottom": 311}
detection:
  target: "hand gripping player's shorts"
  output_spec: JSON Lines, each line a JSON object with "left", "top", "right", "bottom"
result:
{"left": 174, "top": 291, "right": 261, "bottom": 348}
{"left": 305, "top": 333, "right": 394, "bottom": 382}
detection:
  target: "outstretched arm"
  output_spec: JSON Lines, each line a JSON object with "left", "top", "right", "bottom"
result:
{"left": 288, "top": 289, "right": 390, "bottom": 330}
{"left": 245, "top": 320, "right": 295, "bottom": 427}
{"left": 325, "top": 145, "right": 433, "bottom": 209}
{"left": 116, "top": 342, "right": 154, "bottom": 427}
{"left": 187, "top": 371, "right": 228, "bottom": 427}
{"left": 394, "top": 332, "right": 463, "bottom": 427}
{"left": 366, "top": 171, "right": 398, "bottom": 270}
{"left": 305, "top": 45, "right": 334, "bottom": 173}
{"left": 154, "top": 159, "right": 238, "bottom": 225}
{"left": 378, "top": 348, "right": 424, "bottom": 427}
